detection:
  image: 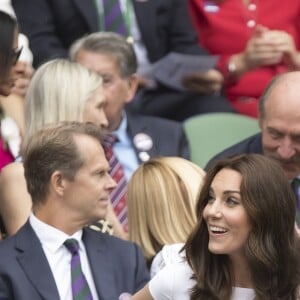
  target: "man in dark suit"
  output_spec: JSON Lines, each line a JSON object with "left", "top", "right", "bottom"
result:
{"left": 206, "top": 71, "right": 300, "bottom": 181}
{"left": 70, "top": 32, "right": 191, "bottom": 236}
{"left": 206, "top": 72, "right": 300, "bottom": 224}
{"left": 12, "top": 0, "right": 234, "bottom": 121}
{"left": 0, "top": 122, "right": 149, "bottom": 300}
{"left": 70, "top": 31, "right": 190, "bottom": 173}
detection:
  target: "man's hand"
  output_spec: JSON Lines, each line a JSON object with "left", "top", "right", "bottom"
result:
{"left": 11, "top": 62, "right": 34, "bottom": 98}
{"left": 182, "top": 69, "right": 224, "bottom": 94}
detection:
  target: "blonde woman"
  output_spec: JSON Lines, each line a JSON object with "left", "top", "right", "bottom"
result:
{"left": 0, "top": 59, "right": 108, "bottom": 236}
{"left": 127, "top": 156, "right": 205, "bottom": 276}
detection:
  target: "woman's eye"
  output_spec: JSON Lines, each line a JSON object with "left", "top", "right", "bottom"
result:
{"left": 226, "top": 197, "right": 239, "bottom": 206}
{"left": 206, "top": 195, "right": 215, "bottom": 203}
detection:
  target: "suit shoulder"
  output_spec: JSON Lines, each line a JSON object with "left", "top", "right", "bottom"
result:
{"left": 0, "top": 235, "right": 20, "bottom": 264}
{"left": 86, "top": 228, "right": 138, "bottom": 251}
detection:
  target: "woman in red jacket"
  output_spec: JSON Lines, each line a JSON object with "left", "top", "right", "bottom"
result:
{"left": 188, "top": 0, "right": 300, "bottom": 117}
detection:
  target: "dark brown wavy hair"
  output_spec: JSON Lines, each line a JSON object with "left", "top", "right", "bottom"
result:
{"left": 0, "top": 11, "right": 17, "bottom": 83}
{"left": 185, "top": 154, "right": 300, "bottom": 299}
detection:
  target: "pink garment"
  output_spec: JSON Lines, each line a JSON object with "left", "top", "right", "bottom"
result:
{"left": 0, "top": 135, "right": 14, "bottom": 171}
{"left": 189, "top": 0, "right": 300, "bottom": 117}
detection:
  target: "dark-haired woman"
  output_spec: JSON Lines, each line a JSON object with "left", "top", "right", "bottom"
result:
{"left": 132, "top": 154, "right": 300, "bottom": 299}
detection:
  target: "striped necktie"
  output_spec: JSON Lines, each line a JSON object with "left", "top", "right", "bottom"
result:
{"left": 102, "top": 0, "right": 127, "bottom": 36}
{"left": 103, "top": 134, "right": 128, "bottom": 231}
{"left": 64, "top": 239, "right": 93, "bottom": 300}
{"left": 291, "top": 178, "right": 300, "bottom": 226}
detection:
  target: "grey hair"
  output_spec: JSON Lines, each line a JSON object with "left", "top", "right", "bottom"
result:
{"left": 70, "top": 32, "right": 137, "bottom": 78}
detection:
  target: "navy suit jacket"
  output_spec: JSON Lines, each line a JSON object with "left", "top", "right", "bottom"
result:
{"left": 12, "top": 0, "right": 206, "bottom": 67}
{"left": 205, "top": 133, "right": 263, "bottom": 170}
{"left": 0, "top": 221, "right": 149, "bottom": 300}
{"left": 126, "top": 107, "right": 190, "bottom": 162}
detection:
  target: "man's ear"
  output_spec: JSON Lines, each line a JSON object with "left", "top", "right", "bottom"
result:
{"left": 125, "top": 74, "right": 139, "bottom": 104}
{"left": 50, "top": 170, "right": 66, "bottom": 196}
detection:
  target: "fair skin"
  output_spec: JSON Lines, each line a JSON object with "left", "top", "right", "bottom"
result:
{"left": 34, "top": 134, "right": 116, "bottom": 234}
{"left": 10, "top": 61, "right": 34, "bottom": 97}
{"left": 229, "top": 25, "right": 300, "bottom": 78}
{"left": 203, "top": 168, "right": 252, "bottom": 287}
{"left": 76, "top": 50, "right": 135, "bottom": 239}
{"left": 204, "top": 169, "right": 251, "bottom": 259}
{"left": 0, "top": 87, "right": 108, "bottom": 236}
{"left": 181, "top": 68, "right": 224, "bottom": 94}
{"left": 259, "top": 72, "right": 300, "bottom": 180}
{"left": 131, "top": 168, "right": 252, "bottom": 299}
{"left": 76, "top": 50, "right": 138, "bottom": 131}
{"left": 83, "top": 85, "right": 108, "bottom": 129}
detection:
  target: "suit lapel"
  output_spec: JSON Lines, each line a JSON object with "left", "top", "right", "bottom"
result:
{"left": 15, "top": 222, "right": 60, "bottom": 300}
{"left": 73, "top": 0, "right": 99, "bottom": 31}
{"left": 83, "top": 229, "right": 118, "bottom": 300}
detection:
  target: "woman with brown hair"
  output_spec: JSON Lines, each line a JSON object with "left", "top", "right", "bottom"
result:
{"left": 132, "top": 154, "right": 300, "bottom": 299}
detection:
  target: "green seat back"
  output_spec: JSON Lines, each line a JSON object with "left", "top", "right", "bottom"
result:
{"left": 184, "top": 113, "right": 260, "bottom": 168}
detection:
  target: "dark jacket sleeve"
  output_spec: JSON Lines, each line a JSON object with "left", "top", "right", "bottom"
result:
{"left": 163, "top": 0, "right": 207, "bottom": 55}
{"left": 12, "top": 0, "right": 70, "bottom": 67}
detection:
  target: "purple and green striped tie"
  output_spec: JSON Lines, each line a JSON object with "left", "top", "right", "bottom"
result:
{"left": 102, "top": 0, "right": 127, "bottom": 36}
{"left": 64, "top": 239, "right": 93, "bottom": 300}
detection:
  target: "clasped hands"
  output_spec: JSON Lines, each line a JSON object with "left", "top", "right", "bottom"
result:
{"left": 232, "top": 25, "right": 300, "bottom": 75}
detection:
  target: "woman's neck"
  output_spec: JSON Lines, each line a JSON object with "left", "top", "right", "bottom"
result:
{"left": 230, "top": 254, "right": 253, "bottom": 288}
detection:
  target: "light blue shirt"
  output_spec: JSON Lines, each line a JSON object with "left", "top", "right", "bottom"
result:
{"left": 113, "top": 113, "right": 139, "bottom": 180}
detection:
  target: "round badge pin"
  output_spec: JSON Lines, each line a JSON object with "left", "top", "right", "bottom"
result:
{"left": 139, "top": 151, "right": 150, "bottom": 162}
{"left": 133, "top": 133, "right": 153, "bottom": 151}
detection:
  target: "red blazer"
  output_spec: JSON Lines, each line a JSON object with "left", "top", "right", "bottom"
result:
{"left": 189, "top": 0, "right": 300, "bottom": 117}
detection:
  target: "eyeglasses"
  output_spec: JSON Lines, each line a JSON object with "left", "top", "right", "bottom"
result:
{"left": 11, "top": 46, "right": 23, "bottom": 65}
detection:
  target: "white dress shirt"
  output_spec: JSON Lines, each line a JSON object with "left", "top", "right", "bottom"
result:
{"left": 29, "top": 213, "right": 99, "bottom": 300}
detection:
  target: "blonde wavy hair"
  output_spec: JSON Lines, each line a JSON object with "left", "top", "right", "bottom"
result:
{"left": 127, "top": 156, "right": 205, "bottom": 261}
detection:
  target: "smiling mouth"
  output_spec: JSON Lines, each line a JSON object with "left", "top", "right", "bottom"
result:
{"left": 208, "top": 225, "right": 228, "bottom": 234}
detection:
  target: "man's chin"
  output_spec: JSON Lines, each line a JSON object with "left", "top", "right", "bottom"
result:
{"left": 265, "top": 155, "right": 299, "bottom": 179}
{"left": 279, "top": 163, "right": 299, "bottom": 180}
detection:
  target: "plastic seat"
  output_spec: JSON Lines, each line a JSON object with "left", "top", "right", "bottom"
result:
{"left": 183, "top": 113, "right": 260, "bottom": 168}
